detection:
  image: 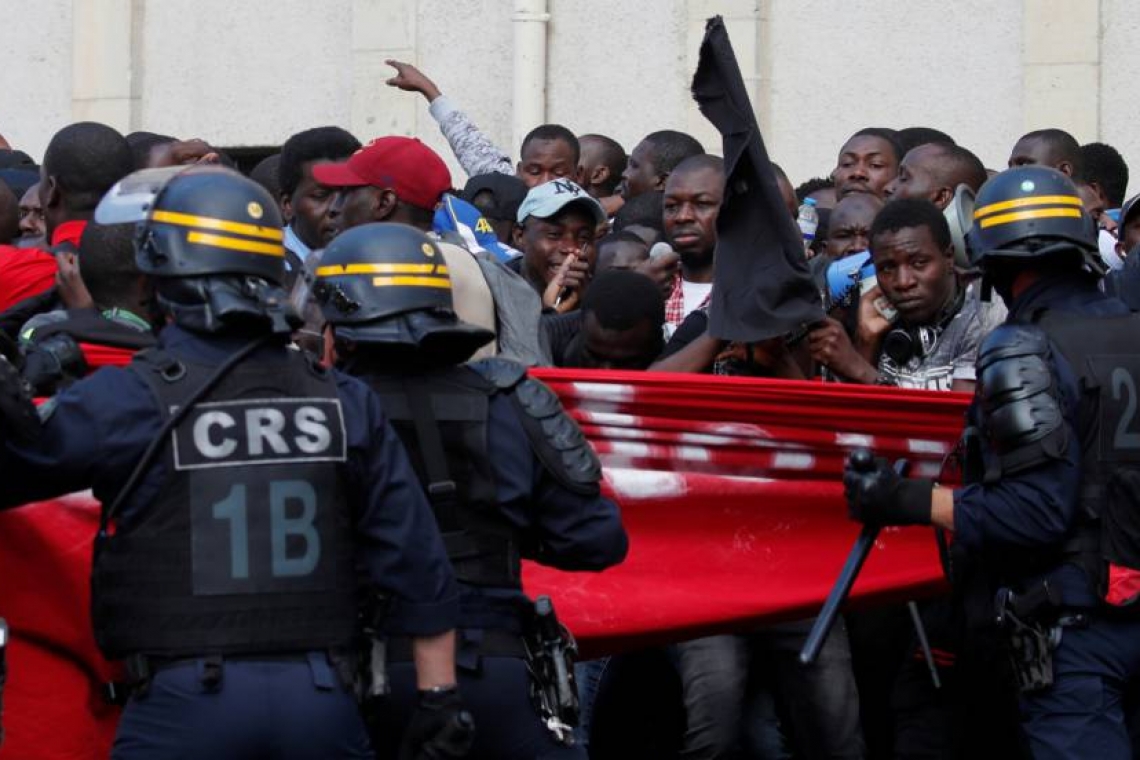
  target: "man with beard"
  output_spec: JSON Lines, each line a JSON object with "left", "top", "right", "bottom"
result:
{"left": 15, "top": 182, "right": 45, "bottom": 249}
{"left": 832, "top": 128, "right": 903, "bottom": 200}
{"left": 660, "top": 154, "right": 722, "bottom": 336}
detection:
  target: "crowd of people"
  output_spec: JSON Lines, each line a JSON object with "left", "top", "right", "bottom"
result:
{"left": 0, "top": 53, "right": 1138, "bottom": 760}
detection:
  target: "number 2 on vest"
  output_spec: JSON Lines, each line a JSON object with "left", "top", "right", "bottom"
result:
{"left": 1113, "top": 367, "right": 1140, "bottom": 451}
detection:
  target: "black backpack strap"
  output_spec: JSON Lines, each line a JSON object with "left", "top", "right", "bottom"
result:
{"left": 100, "top": 337, "right": 268, "bottom": 533}
{"left": 400, "top": 378, "right": 459, "bottom": 527}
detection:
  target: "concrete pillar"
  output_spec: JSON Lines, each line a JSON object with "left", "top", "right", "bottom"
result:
{"left": 71, "top": 0, "right": 138, "bottom": 130}
{"left": 1022, "top": 0, "right": 1101, "bottom": 140}
{"left": 511, "top": 0, "right": 549, "bottom": 153}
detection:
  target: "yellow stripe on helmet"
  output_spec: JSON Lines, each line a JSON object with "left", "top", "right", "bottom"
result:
{"left": 152, "top": 210, "right": 285, "bottom": 241}
{"left": 976, "top": 207, "right": 1083, "bottom": 229}
{"left": 315, "top": 263, "right": 449, "bottom": 277}
{"left": 371, "top": 276, "right": 452, "bottom": 289}
{"left": 973, "top": 194, "right": 1083, "bottom": 220}
{"left": 186, "top": 230, "right": 285, "bottom": 257}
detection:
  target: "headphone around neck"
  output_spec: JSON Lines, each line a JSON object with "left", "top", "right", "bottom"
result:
{"left": 881, "top": 285, "right": 966, "bottom": 367}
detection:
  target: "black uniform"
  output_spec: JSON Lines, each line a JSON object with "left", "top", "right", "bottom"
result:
{"left": 0, "top": 326, "right": 459, "bottom": 758}
{"left": 311, "top": 222, "right": 627, "bottom": 759}
{"left": 846, "top": 167, "right": 1140, "bottom": 759}
{"left": 0, "top": 166, "right": 463, "bottom": 759}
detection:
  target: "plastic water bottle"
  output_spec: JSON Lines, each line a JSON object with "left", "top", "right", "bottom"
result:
{"left": 797, "top": 197, "right": 819, "bottom": 246}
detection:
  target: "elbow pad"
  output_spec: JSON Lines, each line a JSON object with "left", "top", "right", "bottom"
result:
{"left": 977, "top": 324, "right": 1068, "bottom": 475}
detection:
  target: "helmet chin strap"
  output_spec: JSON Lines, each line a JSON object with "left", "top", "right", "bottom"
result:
{"left": 156, "top": 277, "right": 300, "bottom": 335}
{"left": 980, "top": 275, "right": 994, "bottom": 303}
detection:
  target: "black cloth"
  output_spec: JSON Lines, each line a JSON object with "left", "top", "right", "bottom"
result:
{"left": 659, "top": 309, "right": 709, "bottom": 364}
{"left": 1103, "top": 254, "right": 1140, "bottom": 311}
{"left": 691, "top": 16, "right": 823, "bottom": 343}
{"left": 0, "top": 287, "right": 61, "bottom": 341}
{"left": 543, "top": 311, "right": 583, "bottom": 367}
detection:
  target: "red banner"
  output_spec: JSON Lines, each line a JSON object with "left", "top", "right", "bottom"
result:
{"left": 523, "top": 369, "right": 969, "bottom": 656}
{"left": 0, "top": 370, "right": 969, "bottom": 758}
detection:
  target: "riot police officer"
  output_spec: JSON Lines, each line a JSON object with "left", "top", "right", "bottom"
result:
{"left": 312, "top": 222, "right": 628, "bottom": 759}
{"left": 0, "top": 166, "right": 467, "bottom": 759}
{"left": 844, "top": 165, "right": 1140, "bottom": 759}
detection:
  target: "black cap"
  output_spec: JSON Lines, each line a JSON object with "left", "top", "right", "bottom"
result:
{"left": 0, "top": 169, "right": 38, "bottom": 199}
{"left": 460, "top": 173, "right": 527, "bottom": 221}
{"left": 1120, "top": 193, "right": 1140, "bottom": 231}
{"left": 0, "top": 149, "right": 36, "bottom": 170}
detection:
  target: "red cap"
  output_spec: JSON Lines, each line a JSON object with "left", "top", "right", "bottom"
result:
{"left": 311, "top": 136, "right": 452, "bottom": 211}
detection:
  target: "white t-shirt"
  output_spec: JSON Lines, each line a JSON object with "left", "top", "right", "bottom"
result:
{"left": 682, "top": 279, "right": 713, "bottom": 319}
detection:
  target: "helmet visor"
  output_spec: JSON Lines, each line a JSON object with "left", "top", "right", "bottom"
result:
{"left": 94, "top": 166, "right": 188, "bottom": 224}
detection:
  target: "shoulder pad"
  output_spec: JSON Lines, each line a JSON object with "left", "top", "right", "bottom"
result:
{"left": 978, "top": 324, "right": 1051, "bottom": 367}
{"left": 510, "top": 375, "right": 602, "bottom": 496}
{"left": 469, "top": 357, "right": 528, "bottom": 390}
{"left": 976, "top": 324, "right": 1068, "bottom": 474}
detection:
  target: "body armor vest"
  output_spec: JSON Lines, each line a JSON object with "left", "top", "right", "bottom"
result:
{"left": 1036, "top": 310, "right": 1140, "bottom": 608}
{"left": 362, "top": 366, "right": 523, "bottom": 588}
{"left": 92, "top": 346, "right": 358, "bottom": 659}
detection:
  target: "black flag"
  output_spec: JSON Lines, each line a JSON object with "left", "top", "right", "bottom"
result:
{"left": 692, "top": 16, "right": 823, "bottom": 343}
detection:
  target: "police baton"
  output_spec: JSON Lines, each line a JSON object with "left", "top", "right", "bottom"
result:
{"left": 799, "top": 451, "right": 907, "bottom": 665}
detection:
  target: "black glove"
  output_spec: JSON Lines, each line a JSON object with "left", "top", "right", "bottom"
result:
{"left": 398, "top": 686, "right": 475, "bottom": 760}
{"left": 22, "top": 333, "right": 87, "bottom": 396}
{"left": 843, "top": 450, "right": 933, "bottom": 526}
{"left": 0, "top": 354, "right": 40, "bottom": 445}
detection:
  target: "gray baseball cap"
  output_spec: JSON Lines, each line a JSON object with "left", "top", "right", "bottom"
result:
{"left": 516, "top": 179, "right": 606, "bottom": 225}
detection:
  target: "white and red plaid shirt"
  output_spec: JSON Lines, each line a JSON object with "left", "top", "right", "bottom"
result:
{"left": 664, "top": 273, "right": 713, "bottom": 331}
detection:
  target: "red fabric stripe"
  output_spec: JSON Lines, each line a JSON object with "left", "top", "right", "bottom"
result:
{"left": 78, "top": 343, "right": 136, "bottom": 368}
{"left": 1106, "top": 563, "right": 1140, "bottom": 607}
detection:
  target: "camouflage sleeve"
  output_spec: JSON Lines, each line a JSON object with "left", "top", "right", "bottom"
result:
{"left": 428, "top": 94, "right": 514, "bottom": 179}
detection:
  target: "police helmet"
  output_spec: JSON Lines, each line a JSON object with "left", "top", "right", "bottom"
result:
{"left": 95, "top": 165, "right": 296, "bottom": 333}
{"left": 137, "top": 166, "right": 286, "bottom": 282}
{"left": 967, "top": 166, "right": 1103, "bottom": 275}
{"left": 314, "top": 223, "right": 494, "bottom": 362}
